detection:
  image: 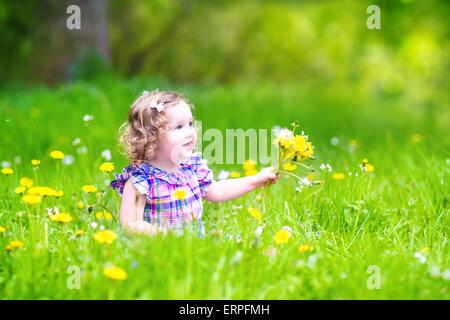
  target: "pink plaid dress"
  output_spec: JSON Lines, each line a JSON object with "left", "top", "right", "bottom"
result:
{"left": 110, "top": 153, "right": 214, "bottom": 237}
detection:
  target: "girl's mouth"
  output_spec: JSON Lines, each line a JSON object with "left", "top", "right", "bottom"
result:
{"left": 182, "top": 141, "right": 194, "bottom": 148}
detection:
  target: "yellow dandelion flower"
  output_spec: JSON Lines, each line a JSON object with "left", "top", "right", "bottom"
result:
{"left": 21, "top": 194, "right": 42, "bottom": 205}
{"left": 298, "top": 244, "right": 314, "bottom": 253}
{"left": 243, "top": 159, "right": 256, "bottom": 171}
{"left": 174, "top": 188, "right": 187, "bottom": 200}
{"left": 53, "top": 190, "right": 64, "bottom": 198}
{"left": 230, "top": 171, "right": 241, "bottom": 178}
{"left": 273, "top": 136, "right": 292, "bottom": 149}
{"left": 99, "top": 162, "right": 114, "bottom": 173}
{"left": 332, "top": 172, "right": 345, "bottom": 180}
{"left": 15, "top": 186, "right": 26, "bottom": 194}
{"left": 245, "top": 169, "right": 258, "bottom": 176}
{"left": 419, "top": 247, "right": 430, "bottom": 255}
{"left": 0, "top": 226, "right": 6, "bottom": 233}
{"left": 31, "top": 159, "right": 40, "bottom": 166}
{"left": 103, "top": 266, "right": 128, "bottom": 281}
{"left": 50, "top": 150, "right": 64, "bottom": 160}
{"left": 5, "top": 245, "right": 12, "bottom": 251}
{"left": 247, "top": 208, "right": 263, "bottom": 221}
{"left": 282, "top": 162, "right": 297, "bottom": 171}
{"left": 82, "top": 185, "right": 97, "bottom": 193}
{"left": 75, "top": 229, "right": 85, "bottom": 236}
{"left": 27, "top": 186, "right": 57, "bottom": 197}
{"left": 77, "top": 201, "right": 85, "bottom": 210}
{"left": 95, "top": 211, "right": 113, "bottom": 221}
{"left": 1, "top": 168, "right": 14, "bottom": 175}
{"left": 274, "top": 229, "right": 291, "bottom": 245}
{"left": 50, "top": 213, "right": 73, "bottom": 224}
{"left": 94, "top": 230, "right": 117, "bottom": 244}
{"left": 9, "top": 240, "right": 24, "bottom": 249}
{"left": 20, "top": 177, "right": 33, "bottom": 187}
{"left": 365, "top": 164, "right": 375, "bottom": 172}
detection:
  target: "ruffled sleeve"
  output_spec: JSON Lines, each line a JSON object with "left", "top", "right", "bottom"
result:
{"left": 110, "top": 163, "right": 151, "bottom": 196}
{"left": 187, "top": 152, "right": 215, "bottom": 196}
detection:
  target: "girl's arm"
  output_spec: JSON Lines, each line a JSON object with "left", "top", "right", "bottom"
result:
{"left": 205, "top": 167, "right": 278, "bottom": 203}
{"left": 120, "top": 179, "right": 159, "bottom": 235}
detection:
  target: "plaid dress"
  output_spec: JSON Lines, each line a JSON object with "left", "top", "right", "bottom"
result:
{"left": 110, "top": 152, "right": 214, "bottom": 237}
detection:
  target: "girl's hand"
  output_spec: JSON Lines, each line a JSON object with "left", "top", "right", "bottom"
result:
{"left": 252, "top": 166, "right": 279, "bottom": 188}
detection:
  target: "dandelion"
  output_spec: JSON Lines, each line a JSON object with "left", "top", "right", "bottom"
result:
{"left": 0, "top": 226, "right": 6, "bottom": 233}
{"left": 360, "top": 159, "right": 375, "bottom": 173}
{"left": 283, "top": 162, "right": 297, "bottom": 171}
{"left": 298, "top": 244, "right": 314, "bottom": 253}
{"left": 50, "top": 213, "right": 73, "bottom": 224}
{"left": 230, "top": 171, "right": 241, "bottom": 178}
{"left": 243, "top": 160, "right": 257, "bottom": 176}
{"left": 53, "top": 190, "right": 64, "bottom": 198}
{"left": 50, "top": 150, "right": 64, "bottom": 160}
{"left": 245, "top": 169, "right": 258, "bottom": 176}
{"left": 9, "top": 240, "right": 24, "bottom": 249}
{"left": 332, "top": 172, "right": 345, "bottom": 180}
{"left": 243, "top": 159, "right": 256, "bottom": 171}
{"left": 31, "top": 159, "right": 40, "bottom": 166}
{"left": 247, "top": 208, "right": 263, "bottom": 221}
{"left": 21, "top": 194, "right": 42, "bottom": 205}
{"left": 272, "top": 122, "right": 315, "bottom": 186}
{"left": 75, "top": 229, "right": 85, "bottom": 236}
{"left": 103, "top": 266, "right": 128, "bottom": 281}
{"left": 72, "top": 138, "right": 81, "bottom": 146}
{"left": 95, "top": 211, "right": 113, "bottom": 221}
{"left": 1, "top": 168, "right": 14, "bottom": 175}
{"left": 173, "top": 188, "right": 186, "bottom": 200}
{"left": 82, "top": 185, "right": 97, "bottom": 193}
{"left": 419, "top": 247, "right": 430, "bottom": 255}
{"left": 27, "top": 186, "right": 57, "bottom": 197}
{"left": 99, "top": 162, "right": 114, "bottom": 173}
{"left": 94, "top": 230, "right": 117, "bottom": 244}
{"left": 274, "top": 229, "right": 291, "bottom": 245}
{"left": 15, "top": 186, "right": 26, "bottom": 194}
{"left": 77, "top": 201, "right": 85, "bottom": 210}
{"left": 20, "top": 177, "right": 33, "bottom": 187}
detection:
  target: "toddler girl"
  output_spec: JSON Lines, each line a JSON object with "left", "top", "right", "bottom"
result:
{"left": 110, "top": 90, "right": 278, "bottom": 237}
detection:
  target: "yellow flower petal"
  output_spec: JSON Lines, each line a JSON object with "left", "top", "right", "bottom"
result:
{"left": 103, "top": 266, "right": 128, "bottom": 280}
{"left": 50, "top": 150, "right": 65, "bottom": 160}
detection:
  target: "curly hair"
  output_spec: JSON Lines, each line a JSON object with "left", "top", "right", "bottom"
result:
{"left": 118, "top": 90, "right": 192, "bottom": 164}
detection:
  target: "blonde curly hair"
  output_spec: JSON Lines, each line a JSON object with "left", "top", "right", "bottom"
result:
{"left": 119, "top": 90, "right": 192, "bottom": 164}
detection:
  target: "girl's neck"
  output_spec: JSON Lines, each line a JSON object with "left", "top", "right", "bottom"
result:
{"left": 149, "top": 157, "right": 180, "bottom": 173}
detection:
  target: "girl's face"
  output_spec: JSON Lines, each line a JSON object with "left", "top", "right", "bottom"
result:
{"left": 157, "top": 101, "right": 196, "bottom": 165}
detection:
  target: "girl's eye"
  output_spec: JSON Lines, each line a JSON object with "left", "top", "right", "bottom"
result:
{"left": 175, "top": 125, "right": 183, "bottom": 130}
{"left": 189, "top": 121, "right": 194, "bottom": 127}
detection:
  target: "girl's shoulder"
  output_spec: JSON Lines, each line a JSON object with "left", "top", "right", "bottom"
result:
{"left": 110, "top": 162, "right": 153, "bottom": 196}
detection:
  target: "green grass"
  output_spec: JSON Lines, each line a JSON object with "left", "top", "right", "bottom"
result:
{"left": 0, "top": 76, "right": 448, "bottom": 299}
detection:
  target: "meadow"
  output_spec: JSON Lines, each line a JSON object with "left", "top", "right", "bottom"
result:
{"left": 0, "top": 76, "right": 448, "bottom": 299}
